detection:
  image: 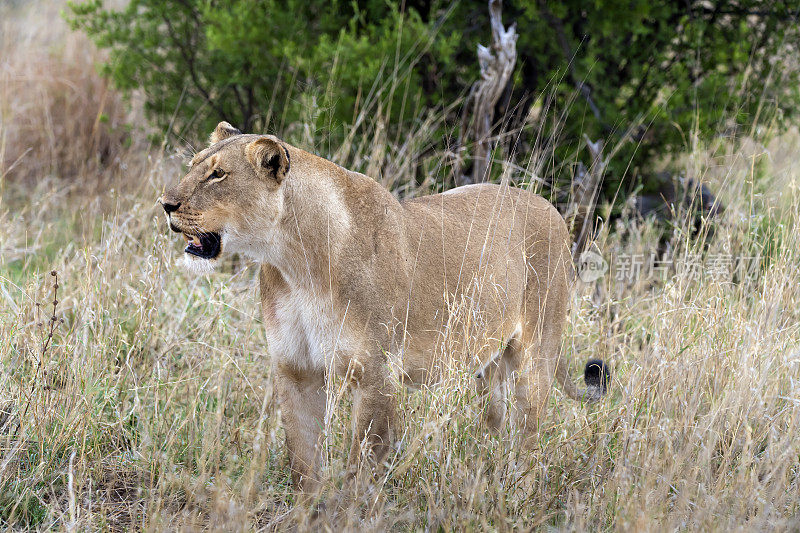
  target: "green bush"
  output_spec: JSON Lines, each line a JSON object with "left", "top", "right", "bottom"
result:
{"left": 499, "top": 1, "right": 800, "bottom": 193}
{"left": 66, "top": 0, "right": 461, "bottom": 137}
{"left": 67, "top": 0, "right": 800, "bottom": 199}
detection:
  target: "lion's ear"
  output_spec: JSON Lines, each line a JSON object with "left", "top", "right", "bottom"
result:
{"left": 245, "top": 138, "right": 290, "bottom": 182}
{"left": 209, "top": 121, "right": 242, "bottom": 144}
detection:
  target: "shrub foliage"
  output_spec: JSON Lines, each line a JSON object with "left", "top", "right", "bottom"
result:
{"left": 68, "top": 0, "right": 800, "bottom": 196}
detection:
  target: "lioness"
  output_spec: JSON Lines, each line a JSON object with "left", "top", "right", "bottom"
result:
{"left": 161, "top": 122, "right": 608, "bottom": 493}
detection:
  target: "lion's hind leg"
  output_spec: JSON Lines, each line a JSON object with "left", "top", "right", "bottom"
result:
{"left": 511, "top": 270, "right": 569, "bottom": 444}
{"left": 475, "top": 334, "right": 522, "bottom": 433}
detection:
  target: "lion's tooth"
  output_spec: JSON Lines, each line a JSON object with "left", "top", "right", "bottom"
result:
{"left": 183, "top": 234, "right": 190, "bottom": 243}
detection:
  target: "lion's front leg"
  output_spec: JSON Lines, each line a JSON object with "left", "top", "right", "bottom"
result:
{"left": 347, "top": 356, "right": 397, "bottom": 475}
{"left": 275, "top": 363, "right": 326, "bottom": 493}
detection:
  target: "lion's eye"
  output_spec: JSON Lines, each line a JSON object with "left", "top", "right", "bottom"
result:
{"left": 205, "top": 168, "right": 227, "bottom": 182}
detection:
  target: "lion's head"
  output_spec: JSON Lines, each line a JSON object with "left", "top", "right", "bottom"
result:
{"left": 160, "top": 121, "right": 291, "bottom": 273}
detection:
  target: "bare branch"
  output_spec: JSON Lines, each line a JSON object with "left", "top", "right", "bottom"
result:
{"left": 455, "top": 0, "right": 517, "bottom": 185}
{"left": 568, "top": 134, "right": 606, "bottom": 259}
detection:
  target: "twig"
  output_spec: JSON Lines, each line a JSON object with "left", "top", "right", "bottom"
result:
{"left": 18, "top": 271, "right": 61, "bottom": 429}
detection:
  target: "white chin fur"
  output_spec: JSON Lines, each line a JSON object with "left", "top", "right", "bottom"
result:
{"left": 180, "top": 253, "right": 218, "bottom": 275}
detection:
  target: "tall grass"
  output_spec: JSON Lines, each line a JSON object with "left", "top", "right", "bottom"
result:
{"left": 1, "top": 1, "right": 799, "bottom": 530}
{"left": 0, "top": 1, "right": 139, "bottom": 192}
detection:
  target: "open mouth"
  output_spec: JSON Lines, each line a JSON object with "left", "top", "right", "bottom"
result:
{"left": 182, "top": 232, "right": 221, "bottom": 260}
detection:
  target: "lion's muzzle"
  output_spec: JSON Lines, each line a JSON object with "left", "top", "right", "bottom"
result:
{"left": 182, "top": 232, "right": 222, "bottom": 259}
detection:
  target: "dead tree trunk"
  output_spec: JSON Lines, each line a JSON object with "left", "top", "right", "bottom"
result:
{"left": 568, "top": 135, "right": 606, "bottom": 259}
{"left": 455, "top": 0, "right": 517, "bottom": 185}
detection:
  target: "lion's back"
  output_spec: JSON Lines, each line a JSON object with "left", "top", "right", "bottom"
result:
{"left": 401, "top": 183, "right": 569, "bottom": 248}
{"left": 399, "top": 182, "right": 570, "bottom": 300}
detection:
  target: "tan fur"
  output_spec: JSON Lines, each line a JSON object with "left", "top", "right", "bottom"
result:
{"left": 161, "top": 123, "right": 597, "bottom": 493}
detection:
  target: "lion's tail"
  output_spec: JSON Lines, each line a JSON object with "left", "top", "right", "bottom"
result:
{"left": 556, "top": 356, "right": 610, "bottom": 402}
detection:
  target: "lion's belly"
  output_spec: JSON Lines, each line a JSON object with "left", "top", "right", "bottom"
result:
{"left": 394, "top": 293, "right": 523, "bottom": 386}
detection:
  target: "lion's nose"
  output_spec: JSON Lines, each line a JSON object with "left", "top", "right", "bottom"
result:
{"left": 161, "top": 200, "right": 181, "bottom": 214}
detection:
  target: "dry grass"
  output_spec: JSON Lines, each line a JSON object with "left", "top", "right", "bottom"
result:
{"left": 1, "top": 2, "right": 799, "bottom": 531}
{"left": 0, "top": 0, "right": 141, "bottom": 194}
